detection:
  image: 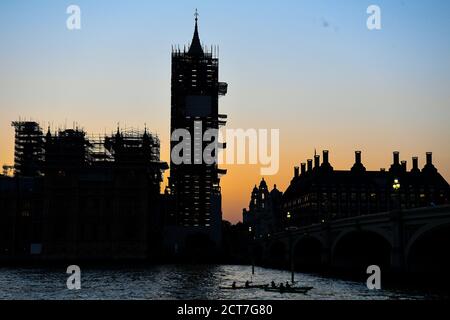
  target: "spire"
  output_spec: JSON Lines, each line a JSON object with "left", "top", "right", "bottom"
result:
{"left": 116, "top": 123, "right": 121, "bottom": 139}
{"left": 188, "top": 9, "right": 204, "bottom": 56}
{"left": 259, "top": 178, "right": 267, "bottom": 189}
{"left": 46, "top": 125, "right": 52, "bottom": 139}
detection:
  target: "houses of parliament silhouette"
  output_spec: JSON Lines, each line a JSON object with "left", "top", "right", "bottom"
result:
{"left": 0, "top": 12, "right": 449, "bottom": 273}
{"left": 0, "top": 13, "right": 227, "bottom": 261}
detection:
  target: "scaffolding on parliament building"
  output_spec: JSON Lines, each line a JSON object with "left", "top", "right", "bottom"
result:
{"left": 11, "top": 121, "right": 44, "bottom": 177}
{"left": 10, "top": 121, "right": 165, "bottom": 176}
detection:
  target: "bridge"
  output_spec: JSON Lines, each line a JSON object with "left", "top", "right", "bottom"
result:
{"left": 253, "top": 205, "right": 450, "bottom": 275}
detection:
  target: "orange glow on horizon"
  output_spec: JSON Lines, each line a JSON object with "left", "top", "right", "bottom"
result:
{"left": 0, "top": 127, "right": 450, "bottom": 223}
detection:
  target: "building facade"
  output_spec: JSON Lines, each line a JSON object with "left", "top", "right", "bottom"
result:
{"left": 281, "top": 150, "right": 450, "bottom": 228}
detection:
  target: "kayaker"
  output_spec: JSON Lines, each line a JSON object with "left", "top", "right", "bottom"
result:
{"left": 271, "top": 281, "right": 276, "bottom": 288}
{"left": 245, "top": 281, "right": 250, "bottom": 288}
{"left": 279, "top": 283, "right": 285, "bottom": 292}
{"left": 286, "top": 282, "right": 291, "bottom": 289}
{"left": 232, "top": 282, "right": 236, "bottom": 289}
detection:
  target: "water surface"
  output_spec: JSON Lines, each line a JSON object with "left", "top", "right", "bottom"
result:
{"left": 0, "top": 265, "right": 438, "bottom": 300}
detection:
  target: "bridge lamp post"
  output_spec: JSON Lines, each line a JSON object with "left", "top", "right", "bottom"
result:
{"left": 286, "top": 212, "right": 297, "bottom": 284}
{"left": 393, "top": 178, "right": 401, "bottom": 210}
{"left": 249, "top": 226, "right": 255, "bottom": 275}
{"left": 393, "top": 179, "right": 401, "bottom": 191}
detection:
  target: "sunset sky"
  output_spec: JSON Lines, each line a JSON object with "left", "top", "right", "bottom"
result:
{"left": 1, "top": 0, "right": 449, "bottom": 223}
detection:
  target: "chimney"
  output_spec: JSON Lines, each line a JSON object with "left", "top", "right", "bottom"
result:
{"left": 423, "top": 152, "right": 437, "bottom": 174}
{"left": 412, "top": 157, "right": 419, "bottom": 172}
{"left": 351, "top": 150, "right": 366, "bottom": 172}
{"left": 294, "top": 166, "right": 299, "bottom": 177}
{"left": 426, "top": 152, "right": 433, "bottom": 165}
{"left": 307, "top": 159, "right": 313, "bottom": 172}
{"left": 355, "top": 151, "right": 362, "bottom": 164}
{"left": 301, "top": 163, "right": 306, "bottom": 175}
{"left": 401, "top": 160, "right": 407, "bottom": 172}
{"left": 323, "top": 150, "right": 329, "bottom": 164}
{"left": 393, "top": 151, "right": 400, "bottom": 165}
{"left": 314, "top": 155, "right": 320, "bottom": 169}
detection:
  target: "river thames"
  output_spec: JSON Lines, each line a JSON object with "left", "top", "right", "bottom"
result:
{"left": 0, "top": 265, "right": 443, "bottom": 300}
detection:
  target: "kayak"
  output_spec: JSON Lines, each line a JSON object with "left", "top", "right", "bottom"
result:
{"left": 264, "top": 286, "right": 313, "bottom": 294}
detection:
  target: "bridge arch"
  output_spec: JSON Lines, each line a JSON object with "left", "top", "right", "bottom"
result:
{"left": 331, "top": 228, "right": 392, "bottom": 253}
{"left": 406, "top": 221, "right": 450, "bottom": 274}
{"left": 332, "top": 230, "right": 392, "bottom": 273}
{"left": 293, "top": 235, "right": 324, "bottom": 271}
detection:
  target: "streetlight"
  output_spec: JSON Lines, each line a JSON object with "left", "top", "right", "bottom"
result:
{"left": 249, "top": 226, "right": 254, "bottom": 275}
{"left": 392, "top": 178, "right": 404, "bottom": 270}
{"left": 393, "top": 179, "right": 401, "bottom": 191}
{"left": 393, "top": 178, "right": 401, "bottom": 210}
{"left": 285, "top": 211, "right": 296, "bottom": 284}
